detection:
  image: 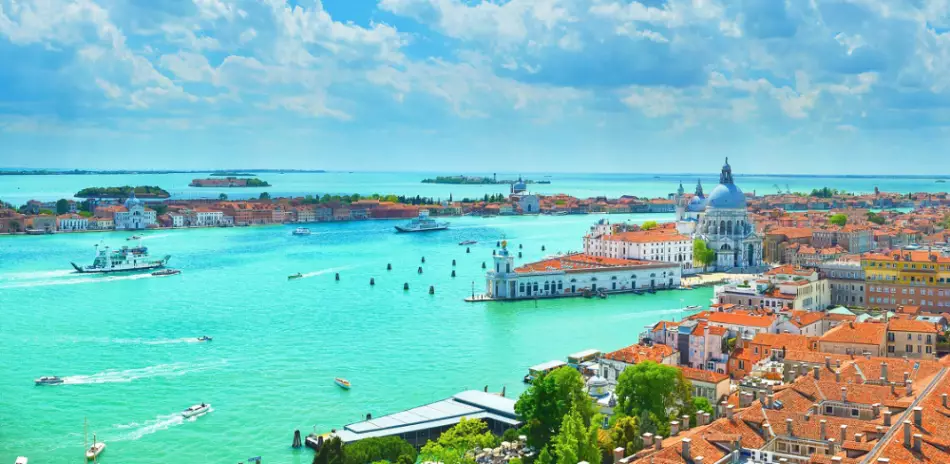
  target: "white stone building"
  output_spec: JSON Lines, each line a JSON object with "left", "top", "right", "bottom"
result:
{"left": 194, "top": 209, "right": 223, "bottom": 227}
{"left": 57, "top": 214, "right": 88, "bottom": 231}
{"left": 583, "top": 223, "right": 696, "bottom": 275}
{"left": 114, "top": 193, "right": 157, "bottom": 230}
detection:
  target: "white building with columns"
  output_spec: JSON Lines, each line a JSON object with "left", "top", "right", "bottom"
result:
{"left": 114, "top": 193, "right": 157, "bottom": 230}
{"left": 583, "top": 222, "right": 696, "bottom": 275}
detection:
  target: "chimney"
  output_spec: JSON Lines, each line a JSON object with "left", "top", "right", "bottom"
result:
{"left": 612, "top": 447, "right": 625, "bottom": 464}
{"left": 884, "top": 410, "right": 892, "bottom": 426}
{"left": 682, "top": 415, "right": 690, "bottom": 431}
{"left": 814, "top": 366, "right": 820, "bottom": 380}
{"left": 840, "top": 424, "right": 848, "bottom": 443}
{"left": 841, "top": 387, "right": 847, "bottom": 403}
{"left": 875, "top": 426, "right": 885, "bottom": 440}
{"left": 702, "top": 412, "right": 711, "bottom": 426}
{"left": 767, "top": 394, "right": 774, "bottom": 409}
{"left": 836, "top": 359, "right": 842, "bottom": 369}
{"left": 825, "top": 356, "right": 831, "bottom": 369}
{"left": 786, "top": 418, "right": 794, "bottom": 437}
{"left": 881, "top": 362, "right": 888, "bottom": 381}
{"left": 913, "top": 434, "right": 922, "bottom": 453}
{"left": 642, "top": 433, "right": 653, "bottom": 447}
{"left": 835, "top": 370, "right": 841, "bottom": 383}
{"left": 799, "top": 364, "right": 807, "bottom": 378}
{"left": 694, "top": 457, "right": 703, "bottom": 464}
{"left": 719, "top": 401, "right": 727, "bottom": 418}
{"left": 890, "top": 383, "right": 896, "bottom": 396}
{"left": 872, "top": 403, "right": 881, "bottom": 418}
{"left": 855, "top": 433, "right": 864, "bottom": 443}
{"left": 681, "top": 438, "right": 691, "bottom": 460}
{"left": 670, "top": 421, "right": 680, "bottom": 436}
{"left": 740, "top": 392, "right": 750, "bottom": 408}
{"left": 877, "top": 459, "right": 890, "bottom": 463}
{"left": 906, "top": 379, "right": 913, "bottom": 396}
{"left": 726, "top": 404, "right": 734, "bottom": 421}
{"left": 913, "top": 407, "right": 923, "bottom": 427}
{"left": 944, "top": 393, "right": 948, "bottom": 408}
{"left": 696, "top": 411, "right": 705, "bottom": 427}
{"left": 789, "top": 364, "right": 799, "bottom": 382}
{"left": 654, "top": 435, "right": 663, "bottom": 451}
{"left": 865, "top": 352, "right": 872, "bottom": 360}
{"left": 820, "top": 420, "right": 827, "bottom": 440}
{"left": 904, "top": 371, "right": 910, "bottom": 383}
{"left": 903, "top": 421, "right": 911, "bottom": 448}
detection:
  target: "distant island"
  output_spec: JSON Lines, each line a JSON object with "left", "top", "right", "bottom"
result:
{"left": 421, "top": 175, "right": 551, "bottom": 185}
{"left": 0, "top": 169, "right": 325, "bottom": 176}
{"left": 190, "top": 177, "right": 271, "bottom": 188}
{"left": 75, "top": 186, "right": 170, "bottom": 199}
{"left": 210, "top": 172, "right": 257, "bottom": 177}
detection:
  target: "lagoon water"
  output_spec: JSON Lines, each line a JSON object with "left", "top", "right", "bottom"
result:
{"left": 0, "top": 213, "right": 717, "bottom": 463}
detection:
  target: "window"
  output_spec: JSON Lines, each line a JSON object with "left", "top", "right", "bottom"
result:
{"left": 825, "top": 406, "right": 834, "bottom": 414}
{"left": 927, "top": 346, "right": 933, "bottom": 354}
{"left": 908, "top": 333, "right": 912, "bottom": 340}
{"left": 907, "top": 345, "right": 913, "bottom": 352}
{"left": 888, "top": 346, "right": 895, "bottom": 353}
{"left": 851, "top": 409, "right": 859, "bottom": 417}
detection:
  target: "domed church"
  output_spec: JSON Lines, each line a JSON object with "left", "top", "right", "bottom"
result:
{"left": 674, "top": 158, "right": 763, "bottom": 271}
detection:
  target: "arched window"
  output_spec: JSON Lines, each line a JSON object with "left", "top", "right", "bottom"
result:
{"left": 544, "top": 281, "right": 550, "bottom": 291}
{"left": 719, "top": 221, "right": 725, "bottom": 235}
{"left": 727, "top": 222, "right": 733, "bottom": 235}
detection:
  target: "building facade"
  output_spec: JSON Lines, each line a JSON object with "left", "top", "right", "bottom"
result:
{"left": 863, "top": 250, "right": 950, "bottom": 312}
{"left": 114, "top": 193, "right": 157, "bottom": 230}
{"left": 886, "top": 319, "right": 938, "bottom": 359}
{"left": 818, "top": 258, "right": 866, "bottom": 307}
{"left": 583, "top": 225, "right": 696, "bottom": 275}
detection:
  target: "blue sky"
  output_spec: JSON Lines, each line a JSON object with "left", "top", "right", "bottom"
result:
{"left": 2, "top": 0, "right": 950, "bottom": 174}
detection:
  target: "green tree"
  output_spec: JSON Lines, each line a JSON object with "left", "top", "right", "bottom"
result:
{"left": 829, "top": 214, "right": 847, "bottom": 226}
{"left": 640, "top": 220, "right": 658, "bottom": 230}
{"left": 502, "top": 428, "right": 521, "bottom": 443}
{"left": 515, "top": 366, "right": 596, "bottom": 451}
{"left": 637, "top": 410, "right": 658, "bottom": 436}
{"left": 867, "top": 212, "right": 886, "bottom": 225}
{"left": 152, "top": 204, "right": 168, "bottom": 216}
{"left": 608, "top": 415, "right": 643, "bottom": 455}
{"left": 547, "top": 406, "right": 601, "bottom": 464}
{"left": 259, "top": 192, "right": 271, "bottom": 200}
{"left": 39, "top": 209, "right": 54, "bottom": 215}
{"left": 313, "top": 436, "right": 345, "bottom": 464}
{"left": 218, "top": 193, "right": 228, "bottom": 201}
{"left": 343, "top": 436, "right": 417, "bottom": 464}
{"left": 419, "top": 418, "right": 498, "bottom": 464}
{"left": 692, "top": 396, "right": 714, "bottom": 416}
{"left": 614, "top": 361, "right": 693, "bottom": 429}
{"left": 55, "top": 199, "right": 70, "bottom": 215}
{"left": 693, "top": 239, "right": 717, "bottom": 272}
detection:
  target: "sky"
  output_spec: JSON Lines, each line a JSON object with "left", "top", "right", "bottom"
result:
{"left": 3, "top": 0, "right": 950, "bottom": 174}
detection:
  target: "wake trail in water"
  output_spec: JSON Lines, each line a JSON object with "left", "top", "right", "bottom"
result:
{"left": 139, "top": 234, "right": 169, "bottom": 241}
{"left": 0, "top": 273, "right": 154, "bottom": 289}
{"left": 0, "top": 269, "right": 75, "bottom": 281}
{"left": 611, "top": 307, "right": 702, "bottom": 321}
{"left": 301, "top": 265, "right": 357, "bottom": 279}
{"left": 109, "top": 407, "right": 210, "bottom": 442}
{"left": 61, "top": 361, "right": 226, "bottom": 385}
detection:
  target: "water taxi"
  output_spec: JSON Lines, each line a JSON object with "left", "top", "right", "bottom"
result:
{"left": 292, "top": 227, "right": 311, "bottom": 236}
{"left": 127, "top": 235, "right": 143, "bottom": 241}
{"left": 394, "top": 210, "right": 448, "bottom": 233}
{"left": 197, "top": 336, "right": 213, "bottom": 342}
{"left": 152, "top": 269, "right": 181, "bottom": 277}
{"left": 15, "top": 457, "right": 28, "bottom": 464}
{"left": 334, "top": 378, "right": 351, "bottom": 389}
{"left": 459, "top": 240, "right": 477, "bottom": 245}
{"left": 182, "top": 403, "right": 211, "bottom": 418}
{"left": 35, "top": 376, "right": 64, "bottom": 386}
{"left": 288, "top": 273, "right": 303, "bottom": 280}
{"left": 71, "top": 243, "right": 170, "bottom": 274}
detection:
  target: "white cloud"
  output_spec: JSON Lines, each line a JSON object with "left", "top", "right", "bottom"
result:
{"left": 194, "top": 0, "right": 239, "bottom": 21}
{"left": 834, "top": 32, "right": 866, "bottom": 55}
{"left": 238, "top": 27, "right": 257, "bottom": 44}
{"left": 160, "top": 52, "right": 216, "bottom": 83}
{"left": 95, "top": 78, "right": 123, "bottom": 99}
{"left": 621, "top": 87, "right": 679, "bottom": 117}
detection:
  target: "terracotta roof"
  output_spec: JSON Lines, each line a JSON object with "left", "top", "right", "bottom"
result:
{"left": 513, "top": 253, "right": 670, "bottom": 273}
{"left": 679, "top": 366, "right": 729, "bottom": 384}
{"left": 706, "top": 312, "right": 776, "bottom": 328}
{"left": 603, "top": 344, "right": 675, "bottom": 365}
{"left": 600, "top": 230, "right": 690, "bottom": 243}
{"left": 751, "top": 333, "right": 814, "bottom": 352}
{"left": 887, "top": 319, "right": 939, "bottom": 333}
{"left": 863, "top": 250, "right": 950, "bottom": 263}
{"left": 820, "top": 322, "right": 886, "bottom": 346}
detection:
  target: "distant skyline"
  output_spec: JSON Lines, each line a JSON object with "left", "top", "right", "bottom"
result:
{"left": 3, "top": 0, "right": 950, "bottom": 174}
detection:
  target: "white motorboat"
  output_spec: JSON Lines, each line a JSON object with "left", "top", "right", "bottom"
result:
{"left": 394, "top": 210, "right": 448, "bottom": 233}
{"left": 292, "top": 227, "right": 311, "bottom": 236}
{"left": 35, "top": 376, "right": 64, "bottom": 386}
{"left": 197, "top": 335, "right": 213, "bottom": 342}
{"left": 182, "top": 403, "right": 211, "bottom": 418}
{"left": 127, "top": 235, "right": 143, "bottom": 241}
{"left": 15, "top": 457, "right": 28, "bottom": 464}
{"left": 334, "top": 378, "right": 351, "bottom": 389}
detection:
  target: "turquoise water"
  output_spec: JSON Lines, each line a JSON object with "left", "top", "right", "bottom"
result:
{"left": 1, "top": 171, "right": 948, "bottom": 205}
{"left": 0, "top": 213, "right": 714, "bottom": 463}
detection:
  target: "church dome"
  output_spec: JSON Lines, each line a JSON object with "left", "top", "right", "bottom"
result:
{"left": 707, "top": 183, "right": 746, "bottom": 209}
{"left": 687, "top": 195, "right": 707, "bottom": 212}
{"left": 124, "top": 192, "right": 143, "bottom": 209}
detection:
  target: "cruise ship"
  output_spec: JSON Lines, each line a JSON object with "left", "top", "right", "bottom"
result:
{"left": 394, "top": 210, "right": 449, "bottom": 233}
{"left": 71, "top": 243, "right": 170, "bottom": 273}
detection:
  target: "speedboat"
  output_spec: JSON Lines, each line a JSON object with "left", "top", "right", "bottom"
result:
{"left": 292, "top": 227, "right": 311, "bottom": 236}
{"left": 197, "top": 336, "right": 212, "bottom": 342}
{"left": 684, "top": 305, "right": 701, "bottom": 310}
{"left": 85, "top": 440, "right": 105, "bottom": 461}
{"left": 334, "top": 378, "right": 351, "bottom": 390}
{"left": 152, "top": 269, "right": 181, "bottom": 277}
{"left": 288, "top": 273, "right": 303, "bottom": 280}
{"left": 182, "top": 403, "right": 211, "bottom": 418}
{"left": 127, "top": 235, "right": 142, "bottom": 241}
{"left": 35, "top": 376, "right": 64, "bottom": 386}
{"left": 15, "top": 457, "right": 28, "bottom": 464}
{"left": 459, "top": 240, "right": 477, "bottom": 245}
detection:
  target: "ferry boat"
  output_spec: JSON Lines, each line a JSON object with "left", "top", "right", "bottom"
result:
{"left": 71, "top": 243, "right": 170, "bottom": 274}
{"left": 182, "top": 403, "right": 211, "bottom": 418}
{"left": 394, "top": 210, "right": 448, "bottom": 233}
{"left": 334, "top": 378, "right": 351, "bottom": 389}
{"left": 35, "top": 376, "right": 64, "bottom": 386}
{"left": 292, "top": 227, "right": 311, "bottom": 236}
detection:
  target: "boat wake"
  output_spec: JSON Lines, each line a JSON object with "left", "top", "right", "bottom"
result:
{"left": 611, "top": 307, "right": 700, "bottom": 321}
{"left": 0, "top": 273, "right": 155, "bottom": 289}
{"left": 109, "top": 408, "right": 195, "bottom": 442}
{"left": 139, "top": 234, "right": 169, "bottom": 241}
{"left": 0, "top": 269, "right": 75, "bottom": 281}
{"left": 300, "top": 265, "right": 356, "bottom": 279}
{"left": 61, "top": 361, "right": 226, "bottom": 385}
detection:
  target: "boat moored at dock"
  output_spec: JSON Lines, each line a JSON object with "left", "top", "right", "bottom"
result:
{"left": 394, "top": 210, "right": 448, "bottom": 233}
{"left": 71, "top": 243, "right": 170, "bottom": 274}
{"left": 523, "top": 360, "right": 566, "bottom": 383}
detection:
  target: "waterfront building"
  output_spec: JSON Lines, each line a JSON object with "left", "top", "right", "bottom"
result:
{"left": 817, "top": 256, "right": 866, "bottom": 307}
{"left": 306, "top": 390, "right": 520, "bottom": 449}
{"left": 168, "top": 213, "right": 186, "bottom": 228}
{"left": 762, "top": 226, "right": 813, "bottom": 264}
{"left": 0, "top": 209, "right": 26, "bottom": 233}
{"left": 714, "top": 266, "right": 830, "bottom": 311}
{"left": 483, "top": 245, "right": 681, "bottom": 300}
{"left": 885, "top": 318, "right": 939, "bottom": 359}
{"left": 89, "top": 217, "right": 114, "bottom": 230}
{"left": 583, "top": 223, "right": 696, "bottom": 275}
{"left": 30, "top": 215, "right": 56, "bottom": 232}
{"left": 56, "top": 214, "right": 88, "bottom": 231}
{"left": 294, "top": 207, "right": 316, "bottom": 223}
{"left": 114, "top": 193, "right": 156, "bottom": 230}
{"left": 818, "top": 321, "right": 886, "bottom": 356}
{"left": 599, "top": 344, "right": 677, "bottom": 382}
{"left": 194, "top": 208, "right": 223, "bottom": 226}
{"left": 863, "top": 250, "right": 950, "bottom": 313}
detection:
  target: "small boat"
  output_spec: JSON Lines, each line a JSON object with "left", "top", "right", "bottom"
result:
{"left": 182, "top": 403, "right": 211, "bottom": 418}
{"left": 459, "top": 240, "right": 477, "bottom": 246}
{"left": 646, "top": 288, "right": 656, "bottom": 294}
{"left": 334, "top": 378, "right": 351, "bottom": 389}
{"left": 197, "top": 336, "right": 212, "bottom": 342}
{"left": 292, "top": 227, "right": 311, "bottom": 236}
{"left": 85, "top": 438, "right": 105, "bottom": 461}
{"left": 553, "top": 211, "right": 569, "bottom": 216}
{"left": 15, "top": 457, "right": 28, "bottom": 464}
{"left": 152, "top": 269, "right": 181, "bottom": 277}
{"left": 633, "top": 290, "right": 644, "bottom": 295}
{"left": 34, "top": 376, "right": 64, "bottom": 386}
{"left": 127, "top": 235, "right": 143, "bottom": 241}
{"left": 684, "top": 305, "right": 701, "bottom": 310}
{"left": 288, "top": 273, "right": 303, "bottom": 280}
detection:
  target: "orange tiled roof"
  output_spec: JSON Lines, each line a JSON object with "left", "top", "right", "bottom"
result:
{"left": 603, "top": 344, "right": 675, "bottom": 365}
{"left": 887, "top": 318, "right": 939, "bottom": 333}
{"left": 820, "top": 322, "right": 886, "bottom": 345}
{"left": 679, "top": 366, "right": 729, "bottom": 384}
{"left": 513, "top": 253, "right": 667, "bottom": 274}
{"left": 706, "top": 312, "right": 776, "bottom": 328}
{"left": 601, "top": 230, "right": 690, "bottom": 243}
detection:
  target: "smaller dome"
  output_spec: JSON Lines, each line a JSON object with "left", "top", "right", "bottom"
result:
{"left": 125, "top": 192, "right": 143, "bottom": 209}
{"left": 707, "top": 183, "right": 746, "bottom": 209}
{"left": 686, "top": 195, "right": 707, "bottom": 213}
